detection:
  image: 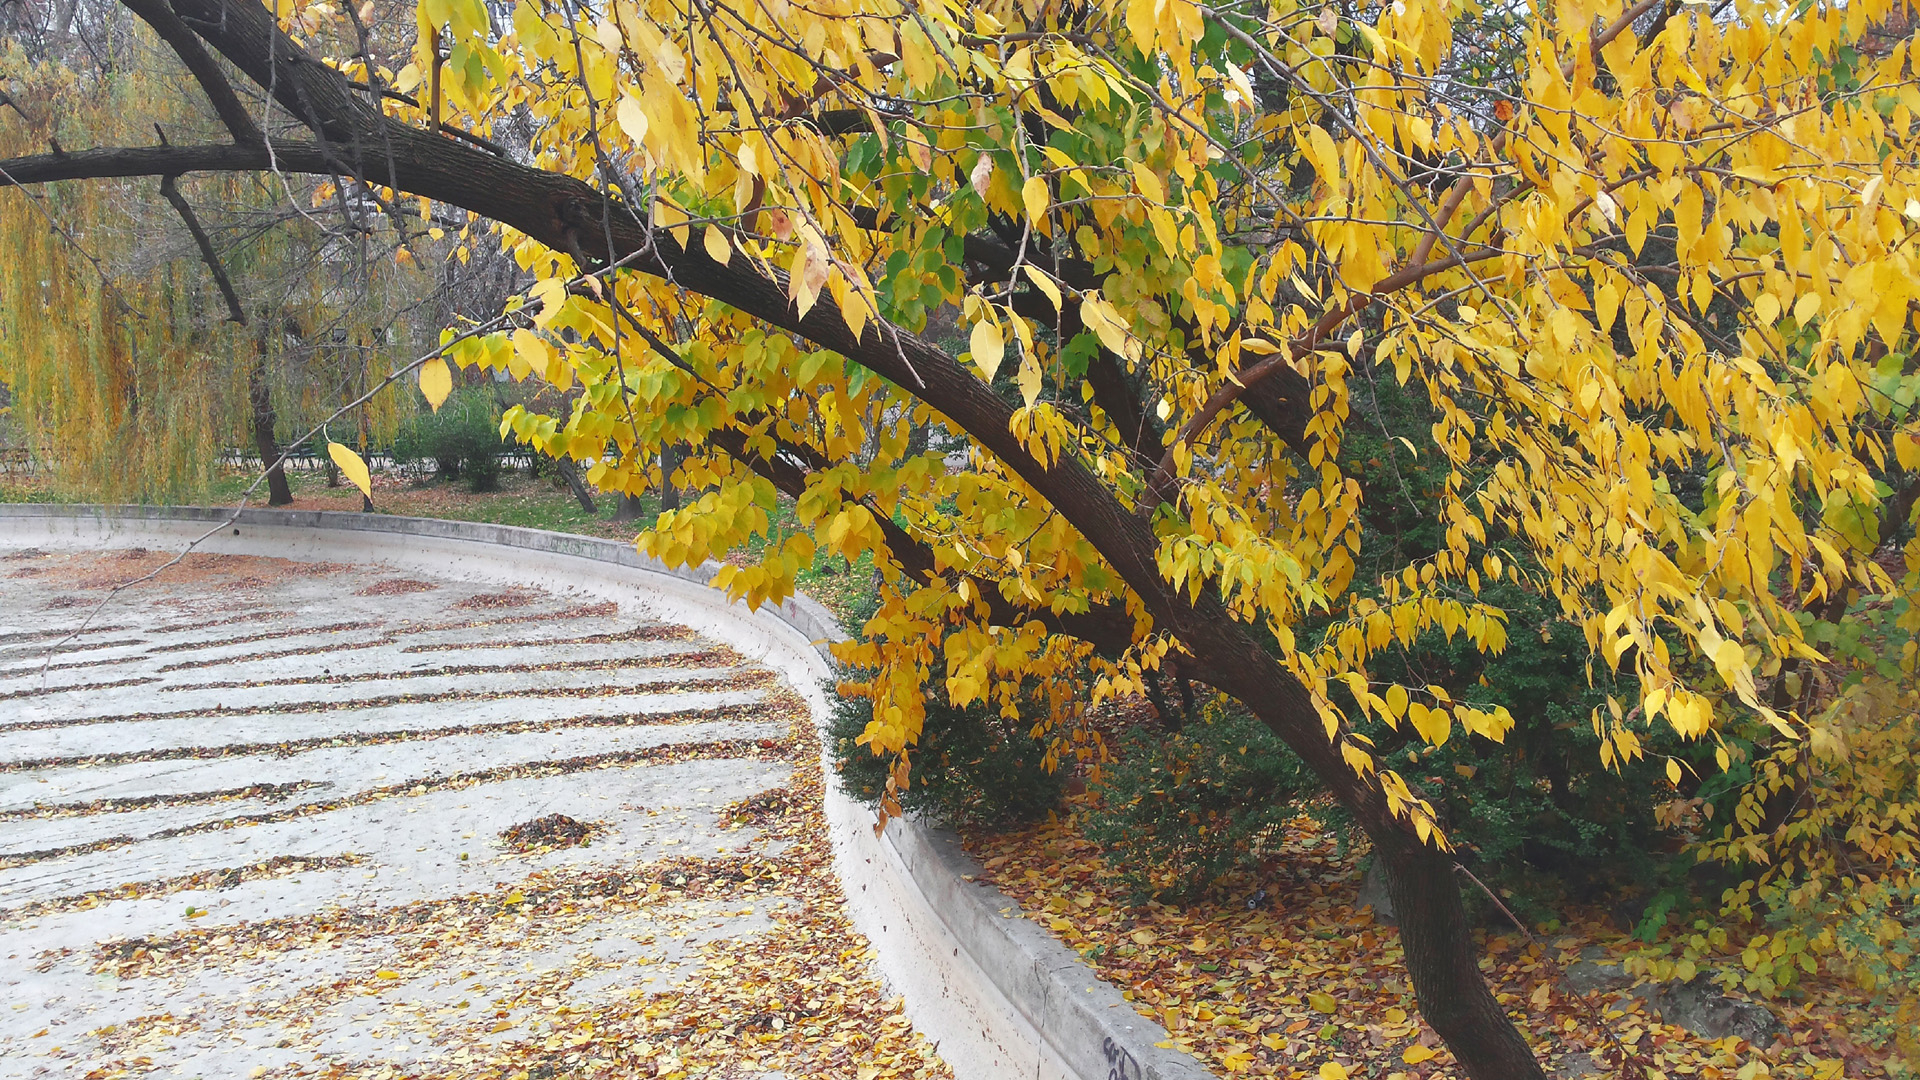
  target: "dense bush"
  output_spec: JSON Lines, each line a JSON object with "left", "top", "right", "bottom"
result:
{"left": 1078, "top": 585, "right": 1681, "bottom": 915}
{"left": 1338, "top": 583, "right": 1683, "bottom": 918}
{"left": 1297, "top": 373, "right": 1688, "bottom": 919}
{"left": 1083, "top": 698, "right": 1322, "bottom": 902}
{"left": 829, "top": 678, "right": 1062, "bottom": 829}
{"left": 392, "top": 388, "right": 505, "bottom": 491}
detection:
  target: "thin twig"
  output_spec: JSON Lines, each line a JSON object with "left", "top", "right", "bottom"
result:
{"left": 1454, "top": 864, "right": 1650, "bottom": 1080}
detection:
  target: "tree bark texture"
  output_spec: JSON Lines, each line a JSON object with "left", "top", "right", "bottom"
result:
{"left": 248, "top": 336, "right": 293, "bottom": 507}
{"left": 0, "top": 3, "right": 1546, "bottom": 1073}
{"left": 610, "top": 493, "right": 646, "bottom": 523}
{"left": 552, "top": 455, "right": 596, "bottom": 513}
{"left": 659, "top": 443, "right": 684, "bottom": 513}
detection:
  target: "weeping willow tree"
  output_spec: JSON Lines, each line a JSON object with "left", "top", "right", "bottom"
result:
{"left": 0, "top": 44, "right": 253, "bottom": 501}
{"left": 1, "top": 17, "right": 477, "bottom": 504}
{"left": 240, "top": 200, "right": 431, "bottom": 483}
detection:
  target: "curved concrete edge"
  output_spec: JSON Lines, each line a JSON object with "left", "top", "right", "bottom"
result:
{"left": 0, "top": 504, "right": 1218, "bottom": 1080}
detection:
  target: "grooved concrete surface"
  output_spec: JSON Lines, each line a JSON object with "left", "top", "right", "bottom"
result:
{"left": 0, "top": 546, "right": 943, "bottom": 1080}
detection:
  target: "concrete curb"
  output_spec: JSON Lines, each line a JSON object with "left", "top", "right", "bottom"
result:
{"left": 0, "top": 504, "right": 1217, "bottom": 1080}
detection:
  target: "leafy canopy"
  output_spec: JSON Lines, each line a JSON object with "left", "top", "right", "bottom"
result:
{"left": 301, "top": 0, "right": 1920, "bottom": 836}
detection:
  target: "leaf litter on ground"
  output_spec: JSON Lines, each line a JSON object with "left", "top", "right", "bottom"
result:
{"left": 5, "top": 552, "right": 947, "bottom": 1080}
{"left": 962, "top": 786, "right": 1885, "bottom": 1080}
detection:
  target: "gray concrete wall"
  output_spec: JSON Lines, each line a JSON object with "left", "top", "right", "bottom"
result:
{"left": 0, "top": 504, "right": 1217, "bottom": 1080}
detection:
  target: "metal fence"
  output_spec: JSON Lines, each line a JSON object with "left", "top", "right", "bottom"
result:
{"left": 0, "top": 448, "right": 35, "bottom": 477}
{"left": 216, "top": 448, "right": 541, "bottom": 476}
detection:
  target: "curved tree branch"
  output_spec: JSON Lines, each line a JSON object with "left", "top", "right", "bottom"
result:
{"left": 0, "top": 0, "right": 1393, "bottom": 831}
{"left": 120, "top": 0, "right": 264, "bottom": 145}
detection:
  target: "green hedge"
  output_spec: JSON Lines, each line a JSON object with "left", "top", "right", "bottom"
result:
{"left": 391, "top": 388, "right": 505, "bottom": 492}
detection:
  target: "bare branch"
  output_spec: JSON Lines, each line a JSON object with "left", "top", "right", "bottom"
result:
{"left": 0, "top": 142, "right": 311, "bottom": 184}
{"left": 158, "top": 173, "right": 247, "bottom": 324}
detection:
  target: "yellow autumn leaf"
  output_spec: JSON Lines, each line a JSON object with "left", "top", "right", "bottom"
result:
{"left": 906, "top": 136, "right": 931, "bottom": 172}
{"left": 1022, "top": 265, "right": 1062, "bottom": 312}
{"left": 1304, "top": 124, "right": 1340, "bottom": 183}
{"left": 837, "top": 280, "right": 871, "bottom": 342}
{"left": 1320, "top": 1061, "right": 1349, "bottom": 1080}
{"left": 1306, "top": 991, "right": 1336, "bottom": 1014}
{"left": 615, "top": 92, "right": 648, "bottom": 145}
{"left": 327, "top": 441, "right": 372, "bottom": 500}
{"left": 970, "top": 317, "right": 1006, "bottom": 381}
{"left": 375, "top": 969, "right": 401, "bottom": 980}
{"left": 1131, "top": 160, "right": 1166, "bottom": 204}
{"left": 1408, "top": 701, "right": 1451, "bottom": 746}
{"left": 508, "top": 328, "right": 545, "bottom": 380}
{"left": 529, "top": 277, "right": 567, "bottom": 328}
{"left": 1079, "top": 293, "right": 1131, "bottom": 357}
{"left": 1595, "top": 281, "right": 1620, "bottom": 333}
{"left": 789, "top": 236, "right": 829, "bottom": 317}
{"left": 703, "top": 226, "right": 730, "bottom": 266}
{"left": 1017, "top": 351, "right": 1042, "bottom": 408}
{"left": 419, "top": 356, "right": 452, "bottom": 411}
{"left": 1403, "top": 1044, "right": 1437, "bottom": 1064}
{"left": 1022, "top": 175, "right": 1050, "bottom": 227}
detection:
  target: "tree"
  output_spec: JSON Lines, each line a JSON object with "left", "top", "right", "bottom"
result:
{"left": 0, "top": 0, "right": 510, "bottom": 504}
{"left": 4, "top": 0, "right": 1919, "bottom": 1074}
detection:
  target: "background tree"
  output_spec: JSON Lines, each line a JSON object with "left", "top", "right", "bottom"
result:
{"left": 3, "top": 0, "right": 1919, "bottom": 1075}
{"left": 0, "top": 0, "right": 519, "bottom": 502}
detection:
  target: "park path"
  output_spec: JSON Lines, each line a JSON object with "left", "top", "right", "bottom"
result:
{"left": 0, "top": 547, "right": 945, "bottom": 1080}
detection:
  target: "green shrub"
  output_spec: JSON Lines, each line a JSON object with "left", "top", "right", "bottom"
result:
{"left": 1335, "top": 583, "right": 1682, "bottom": 920}
{"left": 1320, "top": 373, "right": 1683, "bottom": 915}
{"left": 829, "top": 678, "right": 1062, "bottom": 829}
{"left": 1080, "top": 589, "right": 1677, "bottom": 916}
{"left": 1083, "top": 698, "right": 1322, "bottom": 902}
{"left": 392, "top": 388, "right": 504, "bottom": 492}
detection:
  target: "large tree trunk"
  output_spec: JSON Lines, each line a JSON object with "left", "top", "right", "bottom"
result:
{"left": 1383, "top": 840, "right": 1544, "bottom": 1077}
{"left": 1192, "top": 631, "right": 1545, "bottom": 1080}
{"left": 248, "top": 342, "right": 293, "bottom": 507}
{"left": 659, "top": 443, "right": 684, "bottom": 512}
{"left": 610, "top": 493, "right": 645, "bottom": 522}
{"left": 552, "top": 456, "right": 596, "bottom": 512}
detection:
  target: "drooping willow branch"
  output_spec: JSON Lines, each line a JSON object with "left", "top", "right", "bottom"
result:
{"left": 28, "top": 308, "right": 524, "bottom": 678}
